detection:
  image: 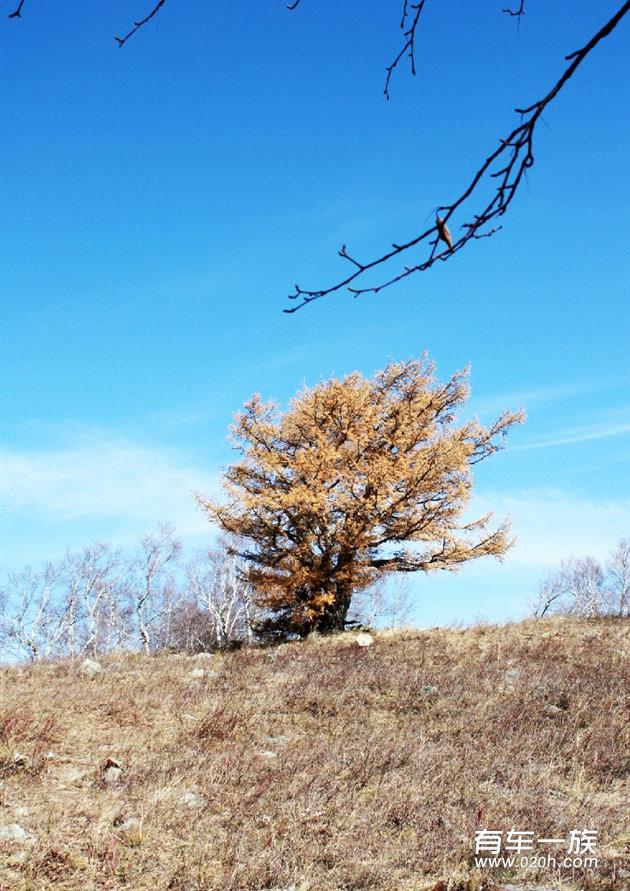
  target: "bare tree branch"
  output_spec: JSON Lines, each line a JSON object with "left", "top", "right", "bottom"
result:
{"left": 385, "top": 1, "right": 429, "bottom": 100}
{"left": 503, "top": 1, "right": 526, "bottom": 18}
{"left": 286, "top": 0, "right": 429, "bottom": 99}
{"left": 285, "top": 1, "right": 630, "bottom": 313}
{"left": 114, "top": 0, "right": 168, "bottom": 48}
{"left": 8, "top": 0, "right": 26, "bottom": 18}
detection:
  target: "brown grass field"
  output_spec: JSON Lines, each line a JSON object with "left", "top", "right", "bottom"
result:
{"left": 1, "top": 617, "right": 629, "bottom": 891}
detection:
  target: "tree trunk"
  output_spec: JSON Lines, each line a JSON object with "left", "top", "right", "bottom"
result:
{"left": 314, "top": 585, "right": 352, "bottom": 634}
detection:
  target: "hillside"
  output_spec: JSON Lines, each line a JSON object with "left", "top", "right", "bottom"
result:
{"left": 1, "top": 618, "right": 629, "bottom": 891}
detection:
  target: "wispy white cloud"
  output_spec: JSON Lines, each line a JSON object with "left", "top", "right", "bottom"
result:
{"left": 473, "top": 489, "right": 630, "bottom": 568}
{"left": 2, "top": 429, "right": 220, "bottom": 536}
{"left": 469, "top": 377, "right": 630, "bottom": 419}
{"left": 3, "top": 423, "right": 629, "bottom": 600}
{"left": 512, "top": 421, "right": 630, "bottom": 451}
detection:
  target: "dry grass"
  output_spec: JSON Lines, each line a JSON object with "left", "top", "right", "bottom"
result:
{"left": 1, "top": 618, "right": 629, "bottom": 891}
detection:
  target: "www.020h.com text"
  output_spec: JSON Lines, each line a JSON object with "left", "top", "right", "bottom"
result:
{"left": 475, "top": 853, "right": 599, "bottom": 869}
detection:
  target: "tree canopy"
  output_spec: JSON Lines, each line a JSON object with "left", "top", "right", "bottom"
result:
{"left": 199, "top": 357, "right": 523, "bottom": 636}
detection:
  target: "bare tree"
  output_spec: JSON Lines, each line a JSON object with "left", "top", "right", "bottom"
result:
{"left": 533, "top": 557, "right": 605, "bottom": 618}
{"left": 606, "top": 538, "right": 630, "bottom": 617}
{"left": 0, "top": 529, "right": 256, "bottom": 662}
{"left": 0, "top": 563, "right": 80, "bottom": 662}
{"left": 348, "top": 575, "right": 414, "bottom": 629}
{"left": 185, "top": 542, "right": 258, "bottom": 649}
{"left": 129, "top": 523, "right": 182, "bottom": 653}
{"left": 0, "top": 543, "right": 131, "bottom": 663}
{"left": 532, "top": 539, "right": 630, "bottom": 619}
{"left": 561, "top": 557, "right": 607, "bottom": 618}
{"left": 62, "top": 543, "right": 129, "bottom": 656}
{"left": 531, "top": 572, "right": 565, "bottom": 619}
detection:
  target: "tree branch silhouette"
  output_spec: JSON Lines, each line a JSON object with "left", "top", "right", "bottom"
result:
{"left": 8, "top": 0, "right": 26, "bottom": 18}
{"left": 288, "top": 0, "right": 430, "bottom": 99}
{"left": 114, "top": 0, "right": 168, "bottom": 47}
{"left": 503, "top": 1, "right": 526, "bottom": 18}
{"left": 284, "top": 1, "right": 630, "bottom": 313}
{"left": 7, "top": 0, "right": 170, "bottom": 44}
{"left": 384, "top": 1, "right": 429, "bottom": 100}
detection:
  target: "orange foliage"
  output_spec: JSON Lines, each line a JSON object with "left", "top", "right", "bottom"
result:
{"left": 199, "top": 356, "right": 523, "bottom": 635}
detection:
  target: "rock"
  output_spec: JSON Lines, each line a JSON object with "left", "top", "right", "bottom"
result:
{"left": 0, "top": 823, "right": 32, "bottom": 843}
{"left": 193, "top": 652, "right": 214, "bottom": 662}
{"left": 11, "top": 751, "right": 26, "bottom": 767}
{"left": 79, "top": 658, "right": 103, "bottom": 677}
{"left": 179, "top": 789, "right": 207, "bottom": 809}
{"left": 542, "top": 703, "right": 563, "bottom": 717}
{"left": 355, "top": 632, "right": 374, "bottom": 647}
{"left": 103, "top": 759, "right": 123, "bottom": 785}
{"left": 103, "top": 766, "right": 123, "bottom": 785}
{"left": 420, "top": 684, "right": 438, "bottom": 699}
{"left": 188, "top": 667, "right": 208, "bottom": 680}
{"left": 257, "top": 750, "right": 278, "bottom": 759}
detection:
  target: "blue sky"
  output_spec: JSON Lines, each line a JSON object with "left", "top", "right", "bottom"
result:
{"left": 2, "top": 1, "right": 629, "bottom": 626}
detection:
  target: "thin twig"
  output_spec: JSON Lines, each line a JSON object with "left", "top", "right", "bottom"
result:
{"left": 384, "top": 1, "right": 429, "bottom": 100}
{"left": 8, "top": 0, "right": 26, "bottom": 18}
{"left": 400, "top": 0, "right": 410, "bottom": 29}
{"left": 503, "top": 1, "right": 526, "bottom": 17}
{"left": 285, "top": 1, "right": 630, "bottom": 313}
{"left": 114, "top": 0, "right": 168, "bottom": 48}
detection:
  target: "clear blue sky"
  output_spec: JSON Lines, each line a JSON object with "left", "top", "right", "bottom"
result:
{"left": 2, "top": 1, "right": 629, "bottom": 625}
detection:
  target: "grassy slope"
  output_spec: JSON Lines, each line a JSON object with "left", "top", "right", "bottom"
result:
{"left": 1, "top": 618, "right": 629, "bottom": 891}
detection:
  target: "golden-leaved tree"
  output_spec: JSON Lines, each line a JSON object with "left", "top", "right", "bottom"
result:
{"left": 199, "top": 356, "right": 523, "bottom": 637}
